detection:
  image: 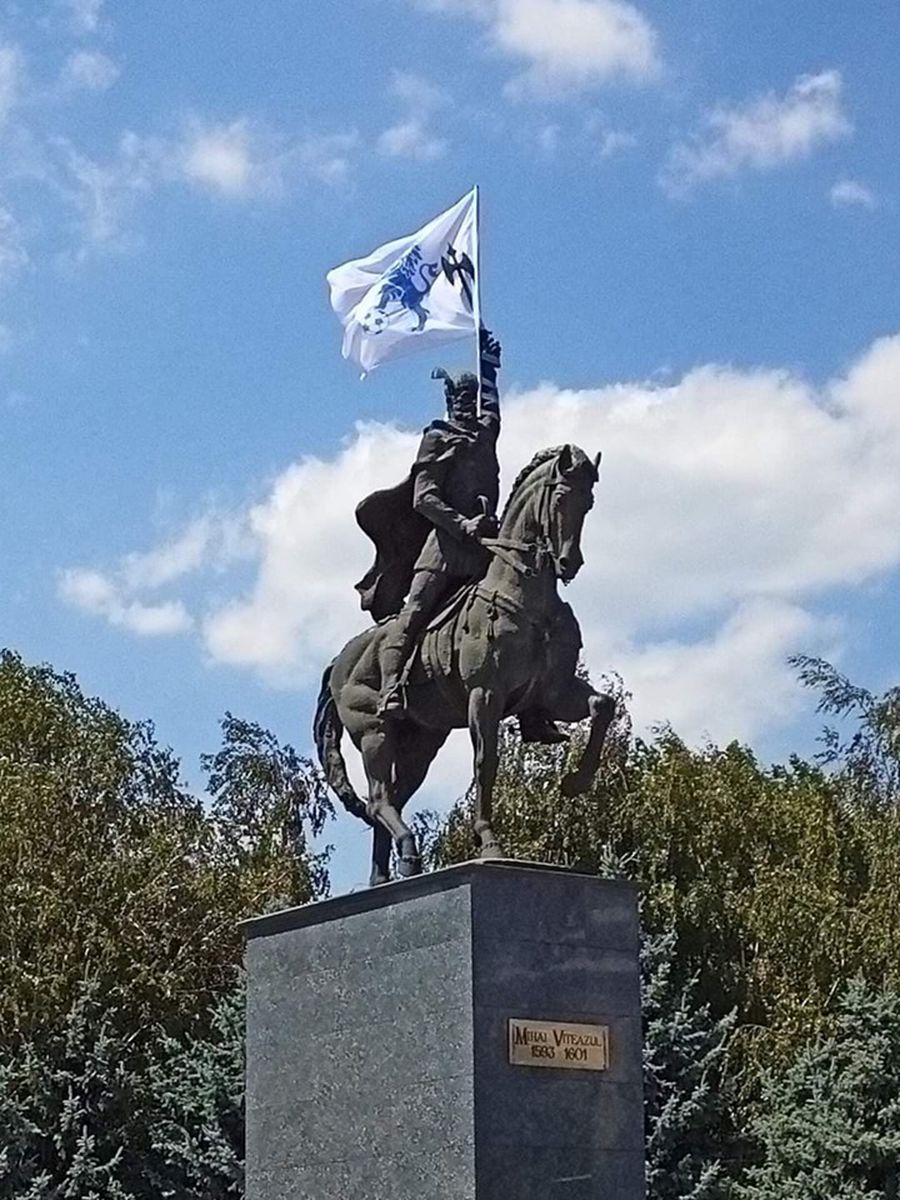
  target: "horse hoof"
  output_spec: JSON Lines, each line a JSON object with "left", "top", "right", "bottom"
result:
{"left": 369, "top": 871, "right": 390, "bottom": 887}
{"left": 479, "top": 840, "right": 505, "bottom": 860}
{"left": 398, "top": 854, "right": 422, "bottom": 878}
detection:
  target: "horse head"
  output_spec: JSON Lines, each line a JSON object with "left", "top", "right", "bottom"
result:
{"left": 499, "top": 444, "right": 600, "bottom": 584}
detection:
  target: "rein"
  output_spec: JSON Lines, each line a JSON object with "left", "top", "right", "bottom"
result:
{"left": 479, "top": 535, "right": 541, "bottom": 575}
{"left": 480, "top": 479, "right": 558, "bottom": 577}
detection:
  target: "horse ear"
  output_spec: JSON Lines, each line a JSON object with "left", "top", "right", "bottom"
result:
{"left": 557, "top": 444, "right": 574, "bottom": 478}
{"left": 593, "top": 450, "right": 602, "bottom": 474}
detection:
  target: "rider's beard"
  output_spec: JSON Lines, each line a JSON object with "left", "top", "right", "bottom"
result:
{"left": 448, "top": 402, "right": 477, "bottom": 426}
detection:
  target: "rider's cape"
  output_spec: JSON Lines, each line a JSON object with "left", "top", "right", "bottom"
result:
{"left": 354, "top": 419, "right": 477, "bottom": 621}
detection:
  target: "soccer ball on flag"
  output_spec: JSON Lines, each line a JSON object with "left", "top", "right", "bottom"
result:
{"left": 360, "top": 310, "right": 387, "bottom": 335}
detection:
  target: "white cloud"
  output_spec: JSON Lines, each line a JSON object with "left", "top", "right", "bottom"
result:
{"left": 180, "top": 118, "right": 280, "bottom": 198}
{"left": 58, "top": 512, "right": 250, "bottom": 636}
{"left": 661, "top": 70, "right": 852, "bottom": 196}
{"left": 59, "top": 568, "right": 193, "bottom": 636}
{"left": 0, "top": 204, "right": 29, "bottom": 284}
{"left": 0, "top": 42, "right": 25, "bottom": 132}
{"left": 122, "top": 513, "right": 249, "bottom": 589}
{"left": 61, "top": 49, "right": 120, "bottom": 91}
{"left": 497, "top": 0, "right": 661, "bottom": 95}
{"left": 53, "top": 117, "right": 356, "bottom": 258}
{"left": 203, "top": 424, "right": 415, "bottom": 678}
{"left": 179, "top": 119, "right": 358, "bottom": 196}
{"left": 584, "top": 113, "right": 638, "bottom": 158}
{"left": 415, "top": 0, "right": 661, "bottom": 95}
{"left": 389, "top": 70, "right": 449, "bottom": 112}
{"left": 598, "top": 601, "right": 836, "bottom": 743}
{"left": 536, "top": 123, "right": 561, "bottom": 153}
{"left": 295, "top": 131, "right": 359, "bottom": 185}
{"left": 378, "top": 119, "right": 447, "bottom": 161}
{"left": 58, "top": 131, "right": 163, "bottom": 256}
{"left": 62, "top": 0, "right": 105, "bottom": 36}
{"left": 61, "top": 333, "right": 900, "bottom": 753}
{"left": 829, "top": 178, "right": 877, "bottom": 210}
{"left": 378, "top": 70, "right": 449, "bottom": 161}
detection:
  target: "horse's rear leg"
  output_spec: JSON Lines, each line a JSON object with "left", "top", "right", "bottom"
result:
{"left": 468, "top": 687, "right": 504, "bottom": 859}
{"left": 360, "top": 730, "right": 421, "bottom": 878}
{"left": 367, "top": 729, "right": 449, "bottom": 886}
{"left": 553, "top": 680, "right": 616, "bottom": 797}
{"left": 370, "top": 825, "right": 392, "bottom": 888}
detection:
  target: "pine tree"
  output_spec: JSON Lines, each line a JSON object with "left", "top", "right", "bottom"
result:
{"left": 739, "top": 978, "right": 900, "bottom": 1199}
{"left": 0, "top": 981, "right": 148, "bottom": 1199}
{"left": 148, "top": 978, "right": 245, "bottom": 1199}
{"left": 643, "top": 932, "right": 737, "bottom": 1199}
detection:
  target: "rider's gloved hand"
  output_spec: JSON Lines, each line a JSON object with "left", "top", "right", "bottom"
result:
{"left": 461, "top": 513, "right": 495, "bottom": 540}
{"left": 479, "top": 327, "right": 502, "bottom": 370}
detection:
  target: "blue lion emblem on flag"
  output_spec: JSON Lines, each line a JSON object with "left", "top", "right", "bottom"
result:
{"left": 360, "top": 245, "right": 439, "bottom": 335}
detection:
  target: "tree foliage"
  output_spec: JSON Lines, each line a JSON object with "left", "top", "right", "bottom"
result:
{"left": 739, "top": 978, "right": 900, "bottom": 1199}
{"left": 3, "top": 647, "right": 900, "bottom": 1196}
{"left": 0, "top": 975, "right": 247, "bottom": 1200}
{"left": 791, "top": 653, "right": 900, "bottom": 810}
{"left": 0, "top": 651, "right": 329, "bottom": 1043}
{"left": 0, "top": 981, "right": 148, "bottom": 1199}
{"left": 643, "top": 933, "right": 736, "bottom": 1200}
{"left": 149, "top": 978, "right": 245, "bottom": 1199}
{"left": 436, "top": 717, "right": 900, "bottom": 1046}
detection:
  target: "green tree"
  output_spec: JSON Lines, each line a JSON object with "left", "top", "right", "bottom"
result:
{"left": 792, "top": 654, "right": 900, "bottom": 810}
{"left": 149, "top": 978, "right": 245, "bottom": 1199}
{"left": 644, "top": 933, "right": 736, "bottom": 1200}
{"left": 0, "top": 981, "right": 149, "bottom": 1199}
{"left": 0, "top": 651, "right": 329, "bottom": 1041}
{"left": 437, "top": 717, "right": 900, "bottom": 1044}
{"left": 738, "top": 978, "right": 900, "bottom": 1199}
{"left": 203, "top": 713, "right": 332, "bottom": 913}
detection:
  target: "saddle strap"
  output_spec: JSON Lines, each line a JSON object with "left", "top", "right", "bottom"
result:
{"left": 473, "top": 585, "right": 552, "bottom": 639}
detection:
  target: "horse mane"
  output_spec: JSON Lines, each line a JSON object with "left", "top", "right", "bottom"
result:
{"left": 500, "top": 444, "right": 595, "bottom": 523}
{"left": 500, "top": 446, "right": 565, "bottom": 522}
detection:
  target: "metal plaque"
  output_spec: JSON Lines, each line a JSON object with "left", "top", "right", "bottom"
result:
{"left": 507, "top": 1018, "right": 610, "bottom": 1071}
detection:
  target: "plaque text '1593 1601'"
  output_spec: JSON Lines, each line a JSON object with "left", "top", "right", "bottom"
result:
{"left": 508, "top": 1019, "right": 610, "bottom": 1071}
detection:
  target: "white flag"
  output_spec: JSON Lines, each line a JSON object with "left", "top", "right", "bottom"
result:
{"left": 326, "top": 189, "right": 478, "bottom": 373}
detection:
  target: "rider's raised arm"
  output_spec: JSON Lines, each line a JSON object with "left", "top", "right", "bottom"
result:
{"left": 479, "top": 327, "right": 501, "bottom": 431}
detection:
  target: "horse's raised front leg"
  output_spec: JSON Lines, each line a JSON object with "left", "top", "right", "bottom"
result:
{"left": 468, "top": 687, "right": 504, "bottom": 859}
{"left": 552, "top": 679, "right": 616, "bottom": 798}
{"left": 360, "top": 730, "right": 422, "bottom": 878}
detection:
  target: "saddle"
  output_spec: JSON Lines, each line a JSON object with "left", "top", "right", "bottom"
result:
{"left": 404, "top": 584, "right": 474, "bottom": 687}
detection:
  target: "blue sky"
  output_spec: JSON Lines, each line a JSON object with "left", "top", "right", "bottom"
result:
{"left": 2, "top": 0, "right": 898, "bottom": 890}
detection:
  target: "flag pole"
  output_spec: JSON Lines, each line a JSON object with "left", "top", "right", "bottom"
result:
{"left": 472, "top": 184, "right": 483, "bottom": 416}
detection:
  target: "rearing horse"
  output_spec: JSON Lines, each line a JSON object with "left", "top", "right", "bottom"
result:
{"left": 314, "top": 444, "right": 615, "bottom": 886}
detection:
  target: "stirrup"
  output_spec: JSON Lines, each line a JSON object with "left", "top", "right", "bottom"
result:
{"left": 377, "top": 687, "right": 405, "bottom": 717}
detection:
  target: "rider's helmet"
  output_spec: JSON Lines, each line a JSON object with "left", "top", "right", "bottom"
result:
{"left": 433, "top": 368, "right": 478, "bottom": 424}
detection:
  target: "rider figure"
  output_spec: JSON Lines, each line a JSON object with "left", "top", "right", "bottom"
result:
{"left": 354, "top": 328, "right": 567, "bottom": 744}
{"left": 377, "top": 328, "right": 501, "bottom": 715}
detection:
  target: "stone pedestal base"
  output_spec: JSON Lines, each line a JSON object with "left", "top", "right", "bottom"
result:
{"left": 244, "top": 860, "right": 645, "bottom": 1199}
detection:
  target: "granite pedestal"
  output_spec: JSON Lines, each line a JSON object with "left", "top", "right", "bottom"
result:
{"left": 244, "top": 860, "right": 645, "bottom": 1199}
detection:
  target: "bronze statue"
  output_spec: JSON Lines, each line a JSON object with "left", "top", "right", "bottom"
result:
{"left": 314, "top": 333, "right": 615, "bottom": 885}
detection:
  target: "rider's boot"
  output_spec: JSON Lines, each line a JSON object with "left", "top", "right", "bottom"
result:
{"left": 377, "top": 643, "right": 409, "bottom": 718}
{"left": 518, "top": 709, "right": 570, "bottom": 745}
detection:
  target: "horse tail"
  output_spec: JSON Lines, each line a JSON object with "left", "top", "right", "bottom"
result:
{"left": 313, "top": 662, "right": 369, "bottom": 822}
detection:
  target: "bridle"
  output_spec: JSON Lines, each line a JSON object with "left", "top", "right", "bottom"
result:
{"left": 480, "top": 476, "right": 567, "bottom": 579}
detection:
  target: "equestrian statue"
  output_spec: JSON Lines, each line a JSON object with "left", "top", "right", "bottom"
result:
{"left": 314, "top": 328, "right": 616, "bottom": 885}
